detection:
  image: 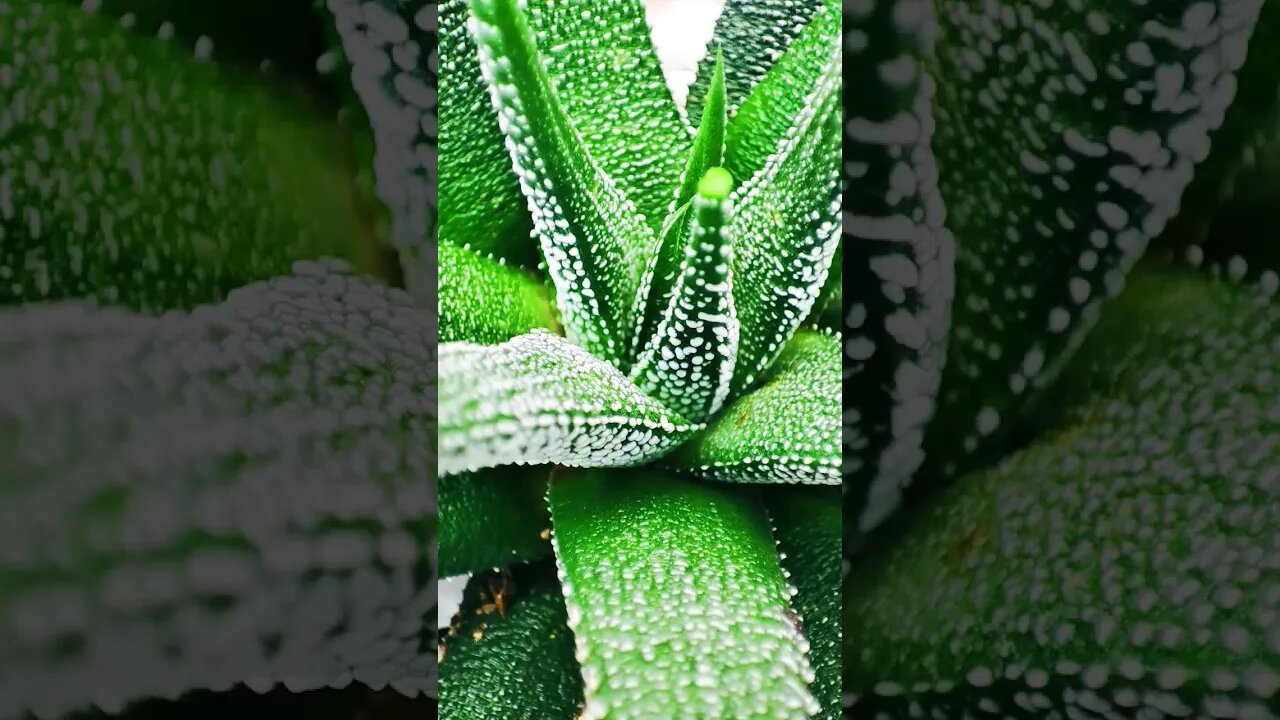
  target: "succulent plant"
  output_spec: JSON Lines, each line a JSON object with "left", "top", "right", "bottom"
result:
{"left": 434, "top": 0, "right": 841, "bottom": 717}
{"left": 840, "top": 0, "right": 1280, "bottom": 718}
{"left": 1, "top": 0, "right": 437, "bottom": 717}
{"left": 6, "top": 0, "right": 1280, "bottom": 719}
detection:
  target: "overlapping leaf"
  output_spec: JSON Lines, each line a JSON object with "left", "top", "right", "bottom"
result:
{"left": 672, "top": 330, "right": 840, "bottom": 485}
{"left": 467, "top": 0, "right": 656, "bottom": 367}
{"left": 917, "top": 0, "right": 1268, "bottom": 490}
{"left": 841, "top": 0, "right": 953, "bottom": 543}
{"left": 438, "top": 243, "right": 557, "bottom": 344}
{"left": 729, "top": 46, "right": 841, "bottom": 396}
{"left": 845, "top": 267, "right": 1280, "bottom": 718}
{"left": 767, "top": 487, "right": 841, "bottom": 720}
{"left": 548, "top": 469, "right": 819, "bottom": 720}
{"left": 439, "top": 562, "right": 584, "bottom": 719}
{"left": 0, "top": 262, "right": 436, "bottom": 719}
{"left": 685, "top": 0, "right": 824, "bottom": 129}
{"left": 520, "top": 0, "right": 692, "bottom": 236}
{"left": 437, "top": 331, "right": 696, "bottom": 476}
{"left": 1, "top": 0, "right": 375, "bottom": 312}
{"left": 634, "top": 52, "right": 728, "bottom": 355}
{"left": 437, "top": 0, "right": 535, "bottom": 266}
{"left": 723, "top": 0, "right": 839, "bottom": 184}
{"left": 438, "top": 467, "right": 553, "bottom": 577}
{"left": 630, "top": 169, "right": 739, "bottom": 422}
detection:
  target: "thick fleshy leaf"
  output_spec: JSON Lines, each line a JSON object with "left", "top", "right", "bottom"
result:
{"left": 766, "top": 487, "right": 840, "bottom": 720}
{"left": 438, "top": 243, "right": 557, "bottom": 344}
{"left": 0, "top": 0, "right": 376, "bottom": 312}
{"left": 438, "top": 466, "right": 553, "bottom": 578}
{"left": 630, "top": 169, "right": 739, "bottom": 422}
{"left": 468, "top": 0, "right": 656, "bottom": 367}
{"left": 439, "top": 562, "right": 583, "bottom": 719}
{"left": 548, "top": 469, "right": 819, "bottom": 720}
{"left": 685, "top": 0, "right": 825, "bottom": 129}
{"left": 723, "top": 0, "right": 839, "bottom": 184}
{"left": 635, "top": 52, "right": 728, "bottom": 354}
{"left": 0, "top": 262, "right": 436, "bottom": 719}
{"left": 918, "top": 0, "right": 1268, "bottom": 486}
{"left": 521, "top": 0, "right": 692, "bottom": 236}
{"left": 672, "top": 330, "right": 839, "bottom": 485}
{"left": 437, "top": 330, "right": 695, "bottom": 476}
{"left": 729, "top": 48, "right": 841, "bottom": 395}
{"left": 437, "top": 0, "right": 536, "bottom": 267}
{"left": 326, "top": 0, "right": 438, "bottom": 305}
{"left": 842, "top": 0, "right": 953, "bottom": 543}
{"left": 845, "top": 267, "right": 1280, "bottom": 717}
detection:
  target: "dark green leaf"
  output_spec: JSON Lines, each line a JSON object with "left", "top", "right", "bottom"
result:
{"left": 846, "top": 267, "right": 1280, "bottom": 718}
{"left": 841, "top": 0, "right": 952, "bottom": 544}
{"left": 723, "top": 0, "right": 839, "bottom": 184}
{"left": 548, "top": 468, "right": 819, "bottom": 719}
{"left": 1, "top": 0, "right": 376, "bottom": 312}
{"left": 467, "top": 0, "right": 657, "bottom": 367}
{"left": 918, "top": 0, "right": 1269, "bottom": 487}
{"left": 437, "top": 0, "right": 537, "bottom": 267}
{"left": 0, "top": 262, "right": 436, "bottom": 718}
{"left": 685, "top": 0, "right": 824, "bottom": 129}
{"left": 767, "top": 486, "right": 841, "bottom": 720}
{"left": 729, "top": 47, "right": 841, "bottom": 396}
{"left": 438, "top": 243, "right": 558, "bottom": 344}
{"left": 439, "top": 562, "right": 584, "bottom": 719}
{"left": 438, "top": 467, "right": 553, "bottom": 578}
{"left": 672, "top": 330, "right": 839, "bottom": 484}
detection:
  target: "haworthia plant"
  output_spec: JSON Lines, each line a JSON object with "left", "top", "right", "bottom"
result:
{"left": 437, "top": 0, "right": 840, "bottom": 717}
{"left": 845, "top": 267, "right": 1280, "bottom": 718}
{"left": 0, "top": 263, "right": 436, "bottom": 719}
{"left": 1, "top": 0, "right": 441, "bottom": 717}
{"left": 842, "top": 0, "right": 1278, "bottom": 549}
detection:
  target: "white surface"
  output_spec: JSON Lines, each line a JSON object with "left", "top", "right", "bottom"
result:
{"left": 437, "top": 0, "right": 724, "bottom": 631}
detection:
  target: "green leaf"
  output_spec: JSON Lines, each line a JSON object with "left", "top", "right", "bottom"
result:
{"left": 629, "top": 169, "right": 739, "bottom": 422}
{"left": 0, "top": 0, "right": 377, "bottom": 312}
{"left": 729, "top": 49, "right": 841, "bottom": 396}
{"left": 672, "top": 330, "right": 839, "bottom": 484}
{"left": 766, "top": 487, "right": 841, "bottom": 720}
{"left": 635, "top": 52, "right": 728, "bottom": 354}
{"left": 918, "top": 0, "right": 1269, "bottom": 485}
{"left": 438, "top": 467, "right": 553, "bottom": 578}
{"left": 521, "top": 0, "right": 693, "bottom": 236}
{"left": 437, "top": 330, "right": 696, "bottom": 477}
{"left": 685, "top": 0, "right": 825, "bottom": 129}
{"left": 845, "top": 267, "right": 1280, "bottom": 717}
{"left": 439, "top": 562, "right": 584, "bottom": 719}
{"left": 0, "top": 261, "right": 436, "bottom": 719}
{"left": 438, "top": 243, "right": 558, "bottom": 344}
{"left": 437, "top": 0, "right": 537, "bottom": 267}
{"left": 468, "top": 0, "right": 657, "bottom": 367}
{"left": 548, "top": 469, "right": 819, "bottom": 720}
{"left": 723, "top": 0, "right": 839, "bottom": 184}
{"left": 326, "top": 0, "right": 439, "bottom": 303}
{"left": 841, "top": 0, "right": 953, "bottom": 542}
